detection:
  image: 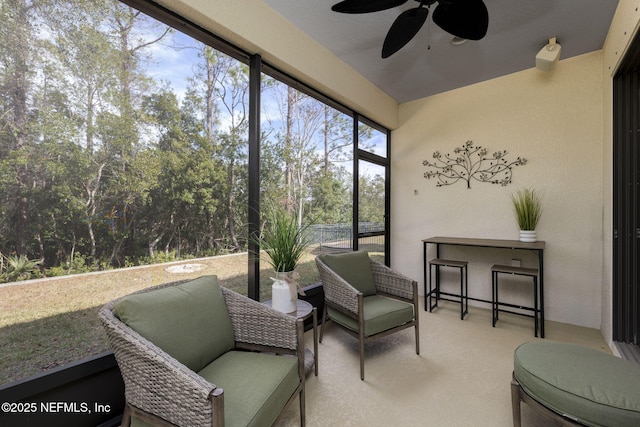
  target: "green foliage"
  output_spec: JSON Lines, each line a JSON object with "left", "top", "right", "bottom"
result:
{"left": 308, "top": 170, "right": 351, "bottom": 224}
{"left": 136, "top": 250, "right": 179, "bottom": 266}
{"left": 2, "top": 255, "right": 42, "bottom": 282}
{"left": 47, "top": 254, "right": 96, "bottom": 277}
{"left": 0, "top": 0, "right": 378, "bottom": 281}
{"left": 259, "top": 209, "right": 313, "bottom": 272}
{"left": 511, "top": 188, "right": 542, "bottom": 231}
{"left": 358, "top": 173, "right": 385, "bottom": 223}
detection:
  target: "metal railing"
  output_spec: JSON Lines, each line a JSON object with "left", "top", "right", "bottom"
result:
{"left": 307, "top": 222, "right": 384, "bottom": 251}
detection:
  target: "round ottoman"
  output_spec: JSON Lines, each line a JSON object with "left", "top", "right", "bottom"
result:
{"left": 512, "top": 341, "right": 640, "bottom": 426}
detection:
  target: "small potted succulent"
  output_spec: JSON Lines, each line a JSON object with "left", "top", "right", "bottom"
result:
{"left": 511, "top": 188, "right": 542, "bottom": 242}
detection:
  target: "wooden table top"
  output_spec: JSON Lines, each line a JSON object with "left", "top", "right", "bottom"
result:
{"left": 423, "top": 236, "right": 545, "bottom": 250}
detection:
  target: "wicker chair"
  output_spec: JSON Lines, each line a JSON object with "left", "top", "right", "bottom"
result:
{"left": 316, "top": 251, "right": 419, "bottom": 380}
{"left": 99, "top": 275, "right": 305, "bottom": 427}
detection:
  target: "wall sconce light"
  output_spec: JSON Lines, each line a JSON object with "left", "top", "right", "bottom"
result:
{"left": 535, "top": 37, "right": 561, "bottom": 72}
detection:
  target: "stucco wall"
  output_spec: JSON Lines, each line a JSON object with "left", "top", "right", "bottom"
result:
{"left": 392, "top": 52, "right": 604, "bottom": 328}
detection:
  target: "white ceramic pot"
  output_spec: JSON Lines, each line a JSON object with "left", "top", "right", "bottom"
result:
{"left": 519, "top": 230, "right": 537, "bottom": 243}
{"left": 271, "top": 271, "right": 297, "bottom": 313}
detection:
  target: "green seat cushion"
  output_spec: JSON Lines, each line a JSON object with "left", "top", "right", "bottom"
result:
{"left": 514, "top": 341, "right": 640, "bottom": 427}
{"left": 198, "top": 351, "right": 300, "bottom": 427}
{"left": 320, "top": 251, "right": 377, "bottom": 296}
{"left": 328, "top": 295, "right": 414, "bottom": 337}
{"left": 114, "top": 275, "right": 235, "bottom": 373}
{"left": 130, "top": 417, "right": 152, "bottom": 427}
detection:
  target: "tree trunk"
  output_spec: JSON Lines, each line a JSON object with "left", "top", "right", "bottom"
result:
{"left": 227, "top": 158, "right": 240, "bottom": 251}
{"left": 84, "top": 162, "right": 105, "bottom": 262}
{"left": 148, "top": 232, "right": 164, "bottom": 258}
{"left": 86, "top": 84, "right": 95, "bottom": 153}
{"left": 324, "top": 105, "right": 330, "bottom": 174}
{"left": 6, "top": 0, "right": 32, "bottom": 256}
{"left": 285, "top": 87, "right": 295, "bottom": 213}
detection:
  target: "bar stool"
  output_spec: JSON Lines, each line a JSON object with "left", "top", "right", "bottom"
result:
{"left": 491, "top": 264, "right": 539, "bottom": 337}
{"left": 427, "top": 258, "right": 468, "bottom": 320}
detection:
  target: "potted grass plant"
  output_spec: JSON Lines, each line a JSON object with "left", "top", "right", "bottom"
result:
{"left": 511, "top": 188, "right": 542, "bottom": 242}
{"left": 259, "top": 208, "right": 313, "bottom": 313}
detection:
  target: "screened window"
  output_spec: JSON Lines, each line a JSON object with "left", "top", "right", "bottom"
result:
{"left": 0, "top": 0, "right": 389, "bottom": 384}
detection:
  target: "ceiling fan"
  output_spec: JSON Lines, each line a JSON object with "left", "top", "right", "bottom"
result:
{"left": 331, "top": 0, "right": 489, "bottom": 58}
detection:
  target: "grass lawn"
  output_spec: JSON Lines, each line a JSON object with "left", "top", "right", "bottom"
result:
{"left": 0, "top": 244, "right": 383, "bottom": 385}
{"left": 0, "top": 251, "right": 317, "bottom": 385}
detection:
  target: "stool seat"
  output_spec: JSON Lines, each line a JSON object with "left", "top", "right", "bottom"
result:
{"left": 512, "top": 341, "right": 640, "bottom": 426}
{"left": 426, "top": 258, "right": 468, "bottom": 320}
{"left": 429, "top": 258, "right": 468, "bottom": 268}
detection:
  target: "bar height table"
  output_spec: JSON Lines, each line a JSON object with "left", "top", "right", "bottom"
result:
{"left": 422, "top": 236, "right": 546, "bottom": 338}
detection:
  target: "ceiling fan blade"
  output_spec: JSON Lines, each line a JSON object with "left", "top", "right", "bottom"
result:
{"left": 382, "top": 7, "right": 429, "bottom": 58}
{"left": 331, "top": 0, "right": 408, "bottom": 14}
{"left": 432, "top": 0, "right": 488, "bottom": 40}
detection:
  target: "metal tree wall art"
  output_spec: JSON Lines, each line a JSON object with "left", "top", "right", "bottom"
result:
{"left": 423, "top": 140, "right": 527, "bottom": 189}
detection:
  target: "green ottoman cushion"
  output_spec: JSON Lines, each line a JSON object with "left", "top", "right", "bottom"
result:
{"left": 319, "top": 251, "right": 377, "bottom": 296}
{"left": 114, "top": 275, "right": 235, "bottom": 372}
{"left": 514, "top": 341, "right": 640, "bottom": 427}
{"left": 328, "top": 295, "right": 414, "bottom": 336}
{"left": 198, "top": 351, "right": 299, "bottom": 427}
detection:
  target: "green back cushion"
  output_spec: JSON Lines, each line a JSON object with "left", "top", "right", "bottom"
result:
{"left": 114, "top": 275, "right": 235, "bottom": 372}
{"left": 320, "top": 251, "right": 377, "bottom": 296}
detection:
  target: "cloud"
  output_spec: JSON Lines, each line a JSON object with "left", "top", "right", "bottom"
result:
{"left": 141, "top": 31, "right": 201, "bottom": 102}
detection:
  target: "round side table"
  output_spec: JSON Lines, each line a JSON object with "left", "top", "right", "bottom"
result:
{"left": 263, "top": 299, "right": 318, "bottom": 376}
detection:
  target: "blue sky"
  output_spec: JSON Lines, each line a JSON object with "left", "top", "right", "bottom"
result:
{"left": 138, "top": 17, "right": 387, "bottom": 171}
{"left": 142, "top": 30, "right": 200, "bottom": 102}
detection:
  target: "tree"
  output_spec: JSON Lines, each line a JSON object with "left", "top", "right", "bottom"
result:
{"left": 92, "top": 1, "right": 169, "bottom": 265}
{"left": 321, "top": 107, "right": 375, "bottom": 174}
{"left": 358, "top": 173, "right": 385, "bottom": 223}
{"left": 307, "top": 168, "right": 351, "bottom": 224}
{"left": 144, "top": 87, "right": 224, "bottom": 258}
{"left": 35, "top": 0, "right": 120, "bottom": 264}
{"left": 0, "top": 0, "right": 374, "bottom": 280}
{"left": 264, "top": 82, "right": 325, "bottom": 226}
{"left": 0, "top": 0, "right": 35, "bottom": 257}
{"left": 189, "top": 46, "right": 249, "bottom": 252}
{"left": 39, "top": 0, "right": 117, "bottom": 153}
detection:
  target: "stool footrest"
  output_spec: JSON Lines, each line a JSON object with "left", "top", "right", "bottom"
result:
{"left": 491, "top": 264, "right": 538, "bottom": 276}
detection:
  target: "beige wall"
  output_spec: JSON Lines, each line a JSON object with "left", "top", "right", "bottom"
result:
{"left": 157, "top": 0, "right": 399, "bottom": 129}
{"left": 389, "top": 0, "right": 640, "bottom": 340}
{"left": 600, "top": 1, "right": 640, "bottom": 345}
{"left": 392, "top": 52, "right": 604, "bottom": 328}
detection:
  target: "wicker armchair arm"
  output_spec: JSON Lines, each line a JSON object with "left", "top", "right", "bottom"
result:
{"left": 99, "top": 306, "right": 218, "bottom": 427}
{"left": 370, "top": 260, "right": 417, "bottom": 301}
{"left": 222, "top": 287, "right": 301, "bottom": 351}
{"left": 316, "top": 257, "right": 360, "bottom": 315}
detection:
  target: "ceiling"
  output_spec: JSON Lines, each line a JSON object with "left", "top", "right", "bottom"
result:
{"left": 263, "top": 0, "right": 619, "bottom": 103}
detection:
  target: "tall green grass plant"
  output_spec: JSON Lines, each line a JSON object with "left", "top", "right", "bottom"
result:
{"left": 511, "top": 188, "right": 542, "bottom": 231}
{"left": 259, "top": 209, "right": 312, "bottom": 272}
